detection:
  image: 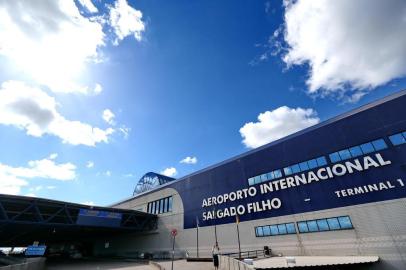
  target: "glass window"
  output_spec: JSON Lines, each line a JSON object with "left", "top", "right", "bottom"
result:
{"left": 317, "top": 156, "right": 327, "bottom": 166}
{"left": 155, "top": 202, "right": 158, "bottom": 213}
{"left": 270, "top": 225, "right": 279, "bottom": 235}
{"left": 338, "top": 149, "right": 351, "bottom": 160}
{"left": 159, "top": 199, "right": 164, "bottom": 213}
{"left": 329, "top": 152, "right": 341, "bottom": 163}
{"left": 248, "top": 178, "right": 255, "bottom": 186}
{"left": 286, "top": 223, "right": 296, "bottom": 234}
{"left": 151, "top": 202, "right": 155, "bottom": 214}
{"left": 389, "top": 133, "right": 406, "bottom": 146}
{"left": 307, "top": 159, "right": 318, "bottom": 169}
{"left": 284, "top": 167, "right": 292, "bottom": 176}
{"left": 338, "top": 216, "right": 353, "bottom": 229}
{"left": 164, "top": 198, "right": 168, "bottom": 213}
{"left": 262, "top": 226, "right": 271, "bottom": 236}
{"left": 372, "top": 139, "right": 387, "bottom": 150}
{"left": 307, "top": 220, "right": 319, "bottom": 232}
{"left": 267, "top": 172, "right": 274, "bottom": 181}
{"left": 254, "top": 175, "right": 262, "bottom": 184}
{"left": 156, "top": 200, "right": 160, "bottom": 214}
{"left": 327, "top": 218, "right": 340, "bottom": 230}
{"left": 297, "top": 222, "right": 308, "bottom": 233}
{"left": 168, "top": 196, "right": 173, "bottom": 212}
{"left": 360, "top": 143, "right": 374, "bottom": 154}
{"left": 273, "top": 170, "right": 282, "bottom": 179}
{"left": 277, "top": 224, "right": 287, "bottom": 235}
{"left": 256, "top": 227, "right": 264, "bottom": 237}
{"left": 299, "top": 161, "right": 309, "bottom": 171}
{"left": 260, "top": 174, "right": 268, "bottom": 182}
{"left": 291, "top": 164, "right": 300, "bottom": 173}
{"left": 317, "top": 219, "right": 329, "bottom": 231}
{"left": 349, "top": 146, "right": 363, "bottom": 157}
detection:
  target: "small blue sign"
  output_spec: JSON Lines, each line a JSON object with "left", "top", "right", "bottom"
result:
{"left": 25, "top": 245, "right": 46, "bottom": 256}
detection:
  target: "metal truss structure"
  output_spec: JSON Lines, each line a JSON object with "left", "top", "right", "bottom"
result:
{"left": 0, "top": 194, "right": 157, "bottom": 246}
{"left": 133, "top": 172, "right": 176, "bottom": 195}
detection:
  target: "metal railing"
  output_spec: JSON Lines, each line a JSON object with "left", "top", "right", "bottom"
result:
{"left": 221, "top": 249, "right": 268, "bottom": 259}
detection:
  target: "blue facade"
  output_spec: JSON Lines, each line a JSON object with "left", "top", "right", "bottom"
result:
{"left": 135, "top": 91, "right": 406, "bottom": 229}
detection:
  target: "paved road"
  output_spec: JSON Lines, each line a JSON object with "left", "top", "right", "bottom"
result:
{"left": 46, "top": 258, "right": 156, "bottom": 270}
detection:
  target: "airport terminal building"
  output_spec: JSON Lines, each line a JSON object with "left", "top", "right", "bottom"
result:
{"left": 90, "top": 90, "right": 406, "bottom": 269}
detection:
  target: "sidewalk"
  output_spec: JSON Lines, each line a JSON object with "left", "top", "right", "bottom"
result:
{"left": 155, "top": 259, "right": 213, "bottom": 270}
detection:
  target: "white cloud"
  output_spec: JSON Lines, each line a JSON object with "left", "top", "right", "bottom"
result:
{"left": 281, "top": 0, "right": 406, "bottom": 101}
{"left": 102, "top": 109, "right": 115, "bottom": 125}
{"left": 109, "top": 0, "right": 145, "bottom": 45}
{"left": 104, "top": 170, "right": 112, "bottom": 177}
{"left": 78, "top": 0, "right": 98, "bottom": 13}
{"left": 82, "top": 201, "right": 95, "bottom": 206}
{"left": 0, "top": 81, "right": 114, "bottom": 146}
{"left": 94, "top": 83, "right": 103, "bottom": 94}
{"left": 29, "top": 186, "right": 43, "bottom": 192}
{"left": 49, "top": 153, "right": 58, "bottom": 160}
{"left": 0, "top": 154, "right": 76, "bottom": 195}
{"left": 25, "top": 193, "right": 37, "bottom": 197}
{"left": 160, "top": 167, "right": 177, "bottom": 178}
{"left": 0, "top": 173, "right": 28, "bottom": 195}
{"left": 46, "top": 185, "right": 56, "bottom": 190}
{"left": 86, "top": 161, "right": 94, "bottom": 168}
{"left": 0, "top": 0, "right": 145, "bottom": 94}
{"left": 0, "top": 0, "right": 105, "bottom": 93}
{"left": 180, "top": 156, "right": 198, "bottom": 164}
{"left": 240, "top": 106, "right": 320, "bottom": 149}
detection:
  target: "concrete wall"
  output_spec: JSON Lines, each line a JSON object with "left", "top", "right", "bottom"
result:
{"left": 94, "top": 189, "right": 406, "bottom": 270}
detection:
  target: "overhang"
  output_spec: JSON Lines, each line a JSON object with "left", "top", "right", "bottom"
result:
{"left": 0, "top": 194, "right": 157, "bottom": 246}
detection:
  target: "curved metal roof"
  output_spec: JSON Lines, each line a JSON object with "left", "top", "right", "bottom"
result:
{"left": 133, "top": 172, "right": 175, "bottom": 195}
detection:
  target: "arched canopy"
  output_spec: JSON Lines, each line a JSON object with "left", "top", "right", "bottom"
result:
{"left": 133, "top": 172, "right": 175, "bottom": 195}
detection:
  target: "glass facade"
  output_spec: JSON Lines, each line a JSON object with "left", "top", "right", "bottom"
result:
{"left": 389, "top": 131, "right": 406, "bottom": 146}
{"left": 283, "top": 156, "right": 327, "bottom": 176}
{"left": 247, "top": 132, "right": 406, "bottom": 187}
{"left": 147, "top": 196, "right": 173, "bottom": 214}
{"left": 329, "top": 139, "right": 387, "bottom": 163}
{"left": 255, "top": 222, "right": 296, "bottom": 237}
{"left": 256, "top": 216, "right": 353, "bottom": 237}
{"left": 134, "top": 172, "right": 175, "bottom": 195}
{"left": 297, "top": 216, "right": 353, "bottom": 233}
{"left": 248, "top": 156, "right": 326, "bottom": 186}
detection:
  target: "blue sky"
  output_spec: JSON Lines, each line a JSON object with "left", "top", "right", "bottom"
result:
{"left": 0, "top": 0, "right": 405, "bottom": 206}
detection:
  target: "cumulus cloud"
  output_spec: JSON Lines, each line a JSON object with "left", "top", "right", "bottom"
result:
{"left": 102, "top": 109, "right": 115, "bottom": 125}
{"left": 160, "top": 167, "right": 177, "bottom": 178}
{"left": 78, "top": 0, "right": 98, "bottom": 13}
{"left": 0, "top": 154, "right": 76, "bottom": 195}
{"left": 109, "top": 0, "right": 146, "bottom": 45}
{"left": 180, "top": 156, "right": 198, "bottom": 164}
{"left": 0, "top": 0, "right": 145, "bottom": 93}
{"left": 280, "top": 0, "right": 406, "bottom": 101}
{"left": 0, "top": 81, "right": 114, "bottom": 146}
{"left": 240, "top": 106, "right": 320, "bottom": 149}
